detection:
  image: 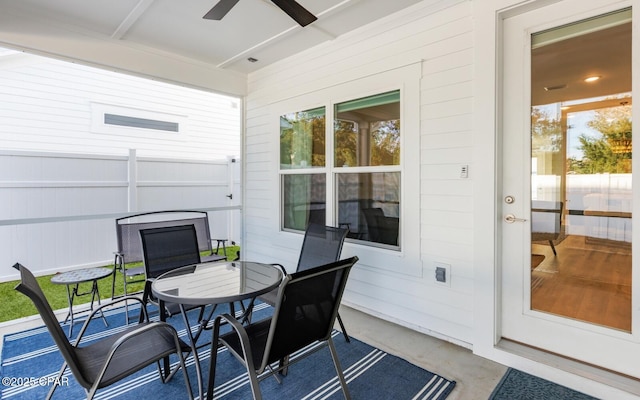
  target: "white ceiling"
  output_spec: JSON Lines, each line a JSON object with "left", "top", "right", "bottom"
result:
{"left": 531, "top": 21, "right": 631, "bottom": 106}
{"left": 0, "top": 0, "right": 423, "bottom": 75}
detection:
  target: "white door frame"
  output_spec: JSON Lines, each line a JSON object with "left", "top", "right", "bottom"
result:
{"left": 472, "top": 0, "right": 640, "bottom": 398}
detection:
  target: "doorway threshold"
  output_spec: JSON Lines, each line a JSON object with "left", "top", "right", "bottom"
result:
{"left": 497, "top": 338, "right": 640, "bottom": 397}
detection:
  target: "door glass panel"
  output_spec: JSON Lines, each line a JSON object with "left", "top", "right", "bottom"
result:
{"left": 530, "top": 10, "right": 632, "bottom": 331}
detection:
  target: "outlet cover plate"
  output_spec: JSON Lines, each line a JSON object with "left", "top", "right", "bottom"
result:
{"left": 434, "top": 262, "right": 451, "bottom": 287}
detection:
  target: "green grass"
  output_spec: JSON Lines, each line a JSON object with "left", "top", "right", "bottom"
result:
{"left": 0, "top": 246, "right": 239, "bottom": 323}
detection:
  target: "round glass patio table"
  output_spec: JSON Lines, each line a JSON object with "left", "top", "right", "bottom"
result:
{"left": 151, "top": 260, "right": 283, "bottom": 305}
{"left": 151, "top": 260, "right": 283, "bottom": 400}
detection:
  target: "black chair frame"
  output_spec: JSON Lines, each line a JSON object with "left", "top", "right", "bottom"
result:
{"left": 209, "top": 256, "right": 358, "bottom": 400}
{"left": 13, "top": 263, "right": 193, "bottom": 400}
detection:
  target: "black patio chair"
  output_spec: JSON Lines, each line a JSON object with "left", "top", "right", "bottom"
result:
{"left": 139, "top": 224, "right": 204, "bottom": 317}
{"left": 138, "top": 224, "right": 209, "bottom": 318}
{"left": 259, "top": 223, "right": 351, "bottom": 341}
{"left": 208, "top": 256, "right": 359, "bottom": 400}
{"left": 139, "top": 223, "right": 239, "bottom": 394}
{"left": 12, "top": 263, "right": 193, "bottom": 400}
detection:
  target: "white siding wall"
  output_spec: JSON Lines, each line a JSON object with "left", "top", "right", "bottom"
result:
{"left": 0, "top": 51, "right": 240, "bottom": 160}
{"left": 244, "top": 0, "right": 474, "bottom": 346}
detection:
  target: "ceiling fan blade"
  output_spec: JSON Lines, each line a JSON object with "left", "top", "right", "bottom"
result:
{"left": 271, "top": 0, "right": 317, "bottom": 27}
{"left": 203, "top": 0, "right": 240, "bottom": 20}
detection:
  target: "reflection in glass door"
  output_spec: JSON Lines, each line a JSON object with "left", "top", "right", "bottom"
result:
{"left": 530, "top": 9, "right": 632, "bottom": 331}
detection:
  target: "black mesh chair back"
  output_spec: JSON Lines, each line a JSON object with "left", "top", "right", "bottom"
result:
{"left": 296, "top": 223, "right": 349, "bottom": 272}
{"left": 139, "top": 224, "right": 205, "bottom": 318}
{"left": 259, "top": 223, "right": 351, "bottom": 341}
{"left": 13, "top": 263, "right": 193, "bottom": 400}
{"left": 210, "top": 256, "right": 358, "bottom": 400}
{"left": 267, "top": 256, "right": 354, "bottom": 364}
{"left": 140, "top": 224, "right": 202, "bottom": 279}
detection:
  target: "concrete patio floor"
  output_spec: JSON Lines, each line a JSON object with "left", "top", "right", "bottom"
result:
{"left": 338, "top": 306, "right": 506, "bottom": 400}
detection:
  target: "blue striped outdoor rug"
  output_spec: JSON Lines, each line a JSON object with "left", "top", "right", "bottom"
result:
{"left": 1, "top": 303, "right": 456, "bottom": 399}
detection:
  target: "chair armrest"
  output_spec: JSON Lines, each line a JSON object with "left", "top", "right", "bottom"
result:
{"left": 95, "top": 322, "right": 183, "bottom": 386}
{"left": 270, "top": 263, "right": 287, "bottom": 275}
{"left": 213, "top": 313, "right": 258, "bottom": 371}
{"left": 74, "top": 297, "right": 149, "bottom": 345}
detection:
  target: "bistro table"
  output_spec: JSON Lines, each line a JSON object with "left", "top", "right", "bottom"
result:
{"left": 50, "top": 267, "right": 112, "bottom": 337}
{"left": 152, "top": 260, "right": 283, "bottom": 400}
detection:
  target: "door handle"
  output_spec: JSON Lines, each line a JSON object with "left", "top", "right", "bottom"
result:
{"left": 504, "top": 214, "right": 527, "bottom": 223}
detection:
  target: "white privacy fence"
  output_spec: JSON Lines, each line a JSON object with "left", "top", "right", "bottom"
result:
{"left": 0, "top": 150, "right": 241, "bottom": 281}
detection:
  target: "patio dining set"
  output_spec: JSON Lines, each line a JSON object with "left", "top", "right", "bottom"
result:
{"left": 13, "top": 210, "right": 358, "bottom": 400}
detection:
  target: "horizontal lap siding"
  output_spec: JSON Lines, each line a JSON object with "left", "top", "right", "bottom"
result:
{"left": 0, "top": 53, "right": 240, "bottom": 160}
{"left": 244, "top": 0, "right": 474, "bottom": 345}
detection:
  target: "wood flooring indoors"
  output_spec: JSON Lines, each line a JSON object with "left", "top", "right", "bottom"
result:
{"left": 531, "top": 234, "right": 632, "bottom": 332}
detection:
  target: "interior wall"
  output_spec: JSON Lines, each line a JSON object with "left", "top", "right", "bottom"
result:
{"left": 244, "top": 0, "right": 474, "bottom": 346}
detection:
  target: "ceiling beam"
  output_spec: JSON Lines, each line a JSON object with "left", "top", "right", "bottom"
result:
{"left": 111, "top": 0, "right": 156, "bottom": 40}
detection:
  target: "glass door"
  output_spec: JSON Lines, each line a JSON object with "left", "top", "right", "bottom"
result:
{"left": 501, "top": 1, "right": 639, "bottom": 376}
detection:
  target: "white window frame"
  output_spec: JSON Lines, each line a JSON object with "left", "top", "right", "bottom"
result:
{"left": 273, "top": 64, "right": 421, "bottom": 276}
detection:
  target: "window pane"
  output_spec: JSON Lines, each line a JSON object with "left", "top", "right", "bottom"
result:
{"left": 337, "top": 172, "right": 400, "bottom": 247}
{"left": 334, "top": 90, "right": 400, "bottom": 167}
{"left": 280, "top": 107, "right": 325, "bottom": 169}
{"left": 282, "top": 174, "right": 326, "bottom": 230}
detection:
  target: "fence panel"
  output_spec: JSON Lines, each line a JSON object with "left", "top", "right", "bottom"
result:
{"left": 0, "top": 150, "right": 239, "bottom": 281}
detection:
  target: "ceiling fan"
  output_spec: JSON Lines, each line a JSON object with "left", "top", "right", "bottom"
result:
{"left": 204, "top": 0, "right": 317, "bottom": 27}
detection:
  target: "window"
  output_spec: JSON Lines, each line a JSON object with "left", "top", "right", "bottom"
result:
{"left": 91, "top": 102, "right": 187, "bottom": 137}
{"left": 280, "top": 90, "right": 401, "bottom": 248}
{"left": 104, "top": 114, "right": 179, "bottom": 132}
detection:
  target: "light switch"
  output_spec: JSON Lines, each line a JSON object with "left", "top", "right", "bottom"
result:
{"left": 460, "top": 165, "right": 468, "bottom": 178}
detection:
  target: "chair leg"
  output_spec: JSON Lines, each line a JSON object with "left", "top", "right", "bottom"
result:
{"left": 328, "top": 336, "right": 351, "bottom": 400}
{"left": 111, "top": 255, "right": 118, "bottom": 300}
{"left": 210, "top": 316, "right": 263, "bottom": 400}
{"left": 46, "top": 361, "right": 67, "bottom": 400}
{"left": 176, "top": 343, "right": 195, "bottom": 400}
{"left": 207, "top": 321, "right": 221, "bottom": 400}
{"left": 138, "top": 281, "right": 152, "bottom": 324}
{"left": 549, "top": 240, "right": 557, "bottom": 256}
{"left": 336, "top": 312, "right": 350, "bottom": 342}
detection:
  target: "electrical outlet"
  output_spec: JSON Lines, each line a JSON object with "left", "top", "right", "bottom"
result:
{"left": 434, "top": 262, "right": 451, "bottom": 287}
